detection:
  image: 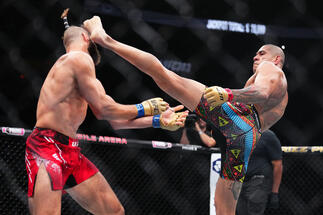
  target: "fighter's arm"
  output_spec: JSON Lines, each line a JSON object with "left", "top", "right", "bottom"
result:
{"left": 230, "top": 62, "right": 284, "bottom": 104}
{"left": 72, "top": 52, "right": 166, "bottom": 120}
{"left": 71, "top": 53, "right": 138, "bottom": 120}
{"left": 83, "top": 16, "right": 205, "bottom": 111}
{"left": 204, "top": 62, "right": 285, "bottom": 107}
{"left": 108, "top": 117, "right": 153, "bottom": 130}
{"left": 109, "top": 105, "right": 188, "bottom": 130}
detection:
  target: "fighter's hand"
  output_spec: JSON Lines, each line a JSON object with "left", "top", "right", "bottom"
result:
{"left": 83, "top": 16, "right": 106, "bottom": 44}
{"left": 204, "top": 86, "right": 233, "bottom": 108}
{"left": 160, "top": 105, "right": 189, "bottom": 131}
{"left": 141, "top": 97, "right": 169, "bottom": 116}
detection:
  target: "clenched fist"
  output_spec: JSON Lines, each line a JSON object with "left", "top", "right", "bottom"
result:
{"left": 141, "top": 97, "right": 169, "bottom": 116}
{"left": 83, "top": 16, "right": 108, "bottom": 45}
{"left": 204, "top": 86, "right": 233, "bottom": 108}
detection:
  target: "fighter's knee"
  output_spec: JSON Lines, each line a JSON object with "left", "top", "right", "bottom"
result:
{"left": 109, "top": 203, "right": 124, "bottom": 215}
{"left": 105, "top": 201, "right": 124, "bottom": 215}
{"left": 117, "top": 205, "right": 125, "bottom": 215}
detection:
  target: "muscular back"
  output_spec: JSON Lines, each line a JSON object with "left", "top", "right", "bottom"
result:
{"left": 36, "top": 52, "right": 89, "bottom": 137}
{"left": 244, "top": 62, "right": 288, "bottom": 131}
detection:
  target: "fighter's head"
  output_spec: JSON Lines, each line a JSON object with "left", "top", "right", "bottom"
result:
{"left": 61, "top": 9, "right": 101, "bottom": 65}
{"left": 62, "top": 26, "right": 101, "bottom": 65}
{"left": 253, "top": 44, "right": 285, "bottom": 72}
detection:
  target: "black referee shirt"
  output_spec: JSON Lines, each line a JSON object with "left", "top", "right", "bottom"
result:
{"left": 245, "top": 130, "right": 282, "bottom": 180}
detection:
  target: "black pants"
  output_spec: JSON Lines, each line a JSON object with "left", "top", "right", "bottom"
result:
{"left": 236, "top": 175, "right": 272, "bottom": 215}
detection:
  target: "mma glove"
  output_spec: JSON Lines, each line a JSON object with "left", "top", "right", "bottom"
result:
{"left": 204, "top": 86, "right": 233, "bottom": 108}
{"left": 136, "top": 97, "right": 168, "bottom": 117}
{"left": 267, "top": 192, "right": 279, "bottom": 209}
{"left": 152, "top": 112, "right": 187, "bottom": 131}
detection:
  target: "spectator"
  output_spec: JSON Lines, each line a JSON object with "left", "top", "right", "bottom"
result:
{"left": 180, "top": 114, "right": 216, "bottom": 147}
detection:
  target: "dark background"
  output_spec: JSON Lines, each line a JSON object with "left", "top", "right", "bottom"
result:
{"left": 1, "top": 0, "right": 323, "bottom": 146}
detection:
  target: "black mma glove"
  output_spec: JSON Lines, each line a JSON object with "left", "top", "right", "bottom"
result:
{"left": 267, "top": 192, "right": 279, "bottom": 209}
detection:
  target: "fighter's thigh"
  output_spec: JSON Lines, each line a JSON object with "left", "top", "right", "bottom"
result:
{"left": 29, "top": 163, "right": 62, "bottom": 215}
{"left": 66, "top": 172, "right": 124, "bottom": 214}
{"left": 154, "top": 70, "right": 205, "bottom": 111}
{"left": 214, "top": 178, "right": 241, "bottom": 215}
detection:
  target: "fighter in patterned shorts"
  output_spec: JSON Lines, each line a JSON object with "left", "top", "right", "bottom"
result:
{"left": 195, "top": 96, "right": 261, "bottom": 199}
{"left": 84, "top": 16, "right": 289, "bottom": 215}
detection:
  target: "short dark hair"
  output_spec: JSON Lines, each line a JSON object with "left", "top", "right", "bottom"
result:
{"left": 62, "top": 26, "right": 89, "bottom": 48}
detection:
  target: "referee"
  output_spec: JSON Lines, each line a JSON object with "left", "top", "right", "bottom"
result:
{"left": 236, "top": 130, "right": 283, "bottom": 215}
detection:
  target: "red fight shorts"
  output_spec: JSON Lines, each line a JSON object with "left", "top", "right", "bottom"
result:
{"left": 25, "top": 127, "right": 99, "bottom": 197}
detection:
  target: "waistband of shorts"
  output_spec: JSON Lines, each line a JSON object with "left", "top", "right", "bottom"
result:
{"left": 33, "top": 127, "right": 79, "bottom": 146}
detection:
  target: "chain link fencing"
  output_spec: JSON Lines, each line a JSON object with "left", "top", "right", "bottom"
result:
{"left": 1, "top": 127, "right": 323, "bottom": 215}
{"left": 1, "top": 0, "right": 323, "bottom": 149}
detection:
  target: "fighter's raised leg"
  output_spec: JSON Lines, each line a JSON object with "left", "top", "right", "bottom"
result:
{"left": 83, "top": 16, "right": 205, "bottom": 111}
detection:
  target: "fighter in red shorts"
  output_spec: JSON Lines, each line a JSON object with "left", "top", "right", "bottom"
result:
{"left": 25, "top": 127, "right": 98, "bottom": 197}
{"left": 25, "top": 10, "right": 188, "bottom": 215}
{"left": 83, "top": 16, "right": 288, "bottom": 215}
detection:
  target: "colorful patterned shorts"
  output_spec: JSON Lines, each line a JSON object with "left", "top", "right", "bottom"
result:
{"left": 195, "top": 95, "right": 261, "bottom": 182}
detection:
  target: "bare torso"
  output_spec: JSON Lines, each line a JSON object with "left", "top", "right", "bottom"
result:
{"left": 244, "top": 64, "right": 288, "bottom": 131}
{"left": 36, "top": 52, "right": 88, "bottom": 138}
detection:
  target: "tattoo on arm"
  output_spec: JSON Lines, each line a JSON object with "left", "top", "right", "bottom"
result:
{"left": 231, "top": 85, "right": 267, "bottom": 104}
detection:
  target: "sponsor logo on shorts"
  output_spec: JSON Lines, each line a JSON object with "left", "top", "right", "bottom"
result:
{"left": 51, "top": 163, "right": 61, "bottom": 173}
{"left": 71, "top": 141, "right": 79, "bottom": 147}
{"left": 52, "top": 153, "right": 62, "bottom": 162}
